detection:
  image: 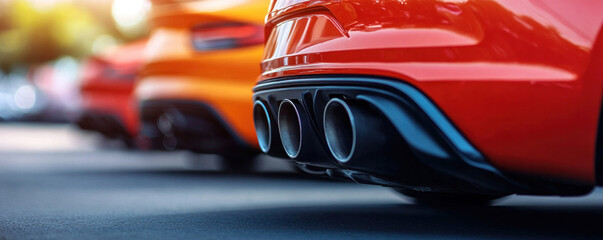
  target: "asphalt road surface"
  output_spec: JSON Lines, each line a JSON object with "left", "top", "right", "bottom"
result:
{"left": 2, "top": 124, "right": 603, "bottom": 239}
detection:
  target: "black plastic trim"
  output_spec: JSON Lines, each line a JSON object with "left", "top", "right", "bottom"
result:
{"left": 76, "top": 111, "right": 130, "bottom": 139}
{"left": 253, "top": 75, "right": 593, "bottom": 195}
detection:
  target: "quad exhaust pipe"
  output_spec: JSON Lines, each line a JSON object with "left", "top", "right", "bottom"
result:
{"left": 323, "top": 98, "right": 405, "bottom": 173}
{"left": 274, "top": 99, "right": 331, "bottom": 164}
{"left": 254, "top": 99, "right": 313, "bottom": 159}
{"left": 253, "top": 100, "right": 289, "bottom": 158}
{"left": 323, "top": 98, "right": 356, "bottom": 163}
{"left": 253, "top": 100, "right": 272, "bottom": 153}
{"left": 254, "top": 99, "right": 307, "bottom": 159}
{"left": 252, "top": 97, "right": 403, "bottom": 174}
{"left": 277, "top": 99, "right": 303, "bottom": 158}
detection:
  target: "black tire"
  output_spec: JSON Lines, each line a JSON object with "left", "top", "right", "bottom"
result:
{"left": 222, "top": 152, "right": 258, "bottom": 173}
{"left": 394, "top": 188, "right": 507, "bottom": 206}
{"left": 119, "top": 136, "right": 138, "bottom": 150}
{"left": 294, "top": 164, "right": 328, "bottom": 175}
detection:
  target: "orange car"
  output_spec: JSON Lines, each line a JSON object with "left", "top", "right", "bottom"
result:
{"left": 136, "top": 0, "right": 269, "bottom": 170}
{"left": 77, "top": 40, "right": 146, "bottom": 148}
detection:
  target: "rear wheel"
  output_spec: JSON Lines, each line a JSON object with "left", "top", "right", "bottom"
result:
{"left": 222, "top": 152, "right": 258, "bottom": 173}
{"left": 294, "top": 164, "right": 328, "bottom": 175}
{"left": 394, "top": 188, "right": 507, "bottom": 206}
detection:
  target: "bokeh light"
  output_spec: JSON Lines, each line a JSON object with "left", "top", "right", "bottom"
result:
{"left": 14, "top": 85, "right": 36, "bottom": 110}
{"left": 112, "top": 0, "right": 151, "bottom": 38}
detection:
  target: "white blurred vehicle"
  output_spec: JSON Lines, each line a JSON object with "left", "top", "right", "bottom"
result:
{"left": 0, "top": 57, "right": 81, "bottom": 122}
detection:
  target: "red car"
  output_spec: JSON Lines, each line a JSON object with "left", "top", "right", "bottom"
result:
{"left": 253, "top": 0, "right": 603, "bottom": 202}
{"left": 77, "top": 40, "right": 146, "bottom": 148}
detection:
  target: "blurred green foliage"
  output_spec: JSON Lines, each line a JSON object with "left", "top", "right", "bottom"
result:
{"left": 0, "top": 0, "right": 147, "bottom": 73}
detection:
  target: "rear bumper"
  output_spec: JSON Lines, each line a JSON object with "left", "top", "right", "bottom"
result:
{"left": 135, "top": 74, "right": 259, "bottom": 147}
{"left": 79, "top": 91, "right": 137, "bottom": 135}
{"left": 139, "top": 99, "right": 257, "bottom": 155}
{"left": 76, "top": 111, "right": 131, "bottom": 141}
{"left": 253, "top": 76, "right": 592, "bottom": 195}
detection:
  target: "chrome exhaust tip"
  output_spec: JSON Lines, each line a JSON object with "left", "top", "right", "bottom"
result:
{"left": 253, "top": 100, "right": 272, "bottom": 153}
{"left": 157, "top": 112, "right": 175, "bottom": 136}
{"left": 278, "top": 99, "right": 303, "bottom": 158}
{"left": 156, "top": 109, "right": 186, "bottom": 136}
{"left": 323, "top": 98, "right": 356, "bottom": 163}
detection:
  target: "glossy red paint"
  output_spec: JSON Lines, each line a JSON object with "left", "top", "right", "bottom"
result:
{"left": 259, "top": 0, "right": 603, "bottom": 184}
{"left": 80, "top": 40, "right": 147, "bottom": 136}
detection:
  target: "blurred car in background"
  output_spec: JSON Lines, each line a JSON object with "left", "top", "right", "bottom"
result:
{"left": 136, "top": 0, "right": 270, "bottom": 171}
{"left": 76, "top": 40, "right": 147, "bottom": 148}
{"left": 0, "top": 59, "right": 80, "bottom": 122}
{"left": 0, "top": 69, "right": 42, "bottom": 121}
{"left": 253, "top": 0, "right": 603, "bottom": 203}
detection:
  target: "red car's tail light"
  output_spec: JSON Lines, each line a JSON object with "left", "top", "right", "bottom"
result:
{"left": 190, "top": 22, "right": 264, "bottom": 51}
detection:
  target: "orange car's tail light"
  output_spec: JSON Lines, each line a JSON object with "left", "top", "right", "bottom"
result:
{"left": 190, "top": 22, "right": 264, "bottom": 51}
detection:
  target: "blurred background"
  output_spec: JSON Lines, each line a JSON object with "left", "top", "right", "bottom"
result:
{"left": 0, "top": 0, "right": 149, "bottom": 122}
